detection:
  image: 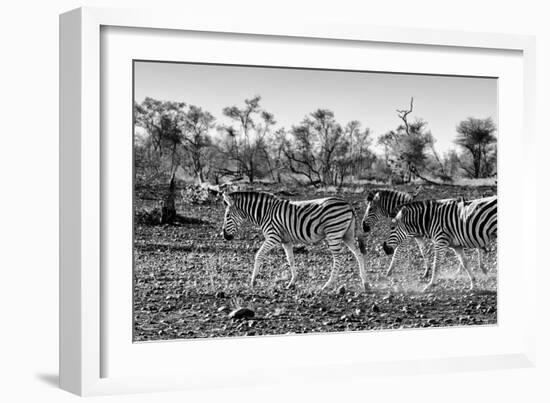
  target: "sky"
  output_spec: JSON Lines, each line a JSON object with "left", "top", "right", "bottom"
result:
{"left": 134, "top": 61, "right": 497, "bottom": 154}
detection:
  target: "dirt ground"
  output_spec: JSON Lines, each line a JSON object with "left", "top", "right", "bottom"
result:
{"left": 133, "top": 184, "right": 497, "bottom": 341}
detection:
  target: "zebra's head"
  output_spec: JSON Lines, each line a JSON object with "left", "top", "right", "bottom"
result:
{"left": 362, "top": 192, "right": 382, "bottom": 232}
{"left": 382, "top": 207, "right": 409, "bottom": 255}
{"left": 221, "top": 192, "right": 245, "bottom": 241}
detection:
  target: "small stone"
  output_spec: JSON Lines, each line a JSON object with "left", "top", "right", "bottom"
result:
{"left": 382, "top": 294, "right": 394, "bottom": 302}
{"left": 217, "top": 305, "right": 230, "bottom": 313}
{"left": 337, "top": 285, "right": 346, "bottom": 295}
{"left": 371, "top": 304, "right": 380, "bottom": 313}
{"left": 228, "top": 307, "right": 255, "bottom": 320}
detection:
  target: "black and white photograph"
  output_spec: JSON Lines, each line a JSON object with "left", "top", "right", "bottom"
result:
{"left": 132, "top": 61, "right": 498, "bottom": 341}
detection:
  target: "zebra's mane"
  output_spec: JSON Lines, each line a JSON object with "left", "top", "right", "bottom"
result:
{"left": 227, "top": 190, "right": 281, "bottom": 201}
{"left": 366, "top": 188, "right": 412, "bottom": 202}
{"left": 399, "top": 197, "right": 461, "bottom": 210}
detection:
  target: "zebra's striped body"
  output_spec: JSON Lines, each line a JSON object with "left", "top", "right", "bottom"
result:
{"left": 222, "top": 191, "right": 368, "bottom": 291}
{"left": 382, "top": 196, "right": 497, "bottom": 291}
{"left": 361, "top": 189, "right": 429, "bottom": 277}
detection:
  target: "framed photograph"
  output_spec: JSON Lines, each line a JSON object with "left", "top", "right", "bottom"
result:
{"left": 60, "top": 7, "right": 537, "bottom": 396}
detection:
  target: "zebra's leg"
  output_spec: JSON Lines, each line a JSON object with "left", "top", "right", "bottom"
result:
{"left": 282, "top": 242, "right": 297, "bottom": 289}
{"left": 251, "top": 240, "right": 276, "bottom": 288}
{"left": 451, "top": 246, "right": 475, "bottom": 290}
{"left": 423, "top": 243, "right": 445, "bottom": 292}
{"left": 477, "top": 249, "right": 487, "bottom": 275}
{"left": 321, "top": 239, "right": 345, "bottom": 291}
{"left": 414, "top": 238, "right": 430, "bottom": 278}
{"left": 385, "top": 247, "right": 399, "bottom": 277}
{"left": 343, "top": 234, "right": 369, "bottom": 292}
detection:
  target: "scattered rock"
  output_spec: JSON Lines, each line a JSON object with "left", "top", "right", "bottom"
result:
{"left": 228, "top": 307, "right": 255, "bottom": 320}
{"left": 337, "top": 285, "right": 346, "bottom": 295}
{"left": 215, "top": 291, "right": 226, "bottom": 299}
{"left": 217, "top": 306, "right": 230, "bottom": 313}
{"left": 371, "top": 304, "right": 380, "bottom": 313}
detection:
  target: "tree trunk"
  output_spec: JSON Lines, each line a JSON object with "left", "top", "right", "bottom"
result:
{"left": 159, "top": 172, "right": 177, "bottom": 224}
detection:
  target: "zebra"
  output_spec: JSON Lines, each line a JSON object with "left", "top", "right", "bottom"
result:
{"left": 361, "top": 188, "right": 430, "bottom": 277}
{"left": 221, "top": 191, "right": 369, "bottom": 291}
{"left": 382, "top": 196, "right": 497, "bottom": 291}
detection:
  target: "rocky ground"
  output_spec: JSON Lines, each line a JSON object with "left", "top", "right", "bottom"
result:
{"left": 133, "top": 184, "right": 497, "bottom": 341}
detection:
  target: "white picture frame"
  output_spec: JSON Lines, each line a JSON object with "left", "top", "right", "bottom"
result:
{"left": 60, "top": 6, "right": 537, "bottom": 396}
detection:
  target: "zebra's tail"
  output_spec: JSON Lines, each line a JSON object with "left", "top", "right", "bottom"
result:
{"left": 358, "top": 236, "right": 367, "bottom": 255}
{"left": 351, "top": 203, "right": 367, "bottom": 255}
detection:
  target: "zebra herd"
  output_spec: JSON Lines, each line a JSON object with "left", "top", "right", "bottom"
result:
{"left": 221, "top": 188, "right": 497, "bottom": 293}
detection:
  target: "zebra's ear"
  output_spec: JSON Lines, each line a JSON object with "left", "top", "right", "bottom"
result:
{"left": 412, "top": 186, "right": 423, "bottom": 199}
{"left": 394, "top": 208, "right": 404, "bottom": 221}
{"left": 222, "top": 192, "right": 234, "bottom": 206}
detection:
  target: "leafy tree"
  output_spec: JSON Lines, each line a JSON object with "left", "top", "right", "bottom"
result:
{"left": 347, "top": 122, "right": 374, "bottom": 177}
{"left": 442, "top": 149, "right": 462, "bottom": 178}
{"left": 283, "top": 109, "right": 371, "bottom": 186}
{"left": 134, "top": 98, "right": 189, "bottom": 224}
{"left": 220, "top": 96, "right": 276, "bottom": 183}
{"left": 264, "top": 127, "right": 288, "bottom": 183}
{"left": 284, "top": 109, "right": 344, "bottom": 185}
{"left": 179, "top": 105, "right": 216, "bottom": 182}
{"left": 283, "top": 119, "right": 323, "bottom": 185}
{"left": 377, "top": 98, "right": 434, "bottom": 183}
{"left": 454, "top": 117, "right": 497, "bottom": 178}
{"left": 134, "top": 98, "right": 186, "bottom": 178}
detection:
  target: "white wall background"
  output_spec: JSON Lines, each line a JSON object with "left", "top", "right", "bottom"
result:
{"left": 0, "top": 1, "right": 547, "bottom": 402}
